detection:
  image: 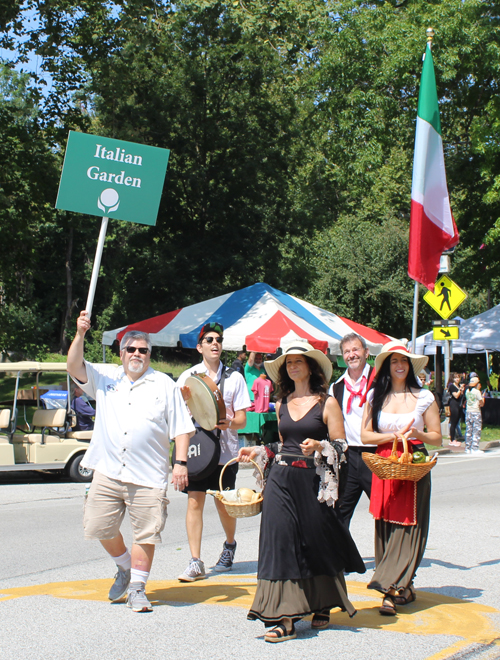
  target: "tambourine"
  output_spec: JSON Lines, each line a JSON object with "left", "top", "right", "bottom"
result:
{"left": 185, "top": 374, "right": 226, "bottom": 431}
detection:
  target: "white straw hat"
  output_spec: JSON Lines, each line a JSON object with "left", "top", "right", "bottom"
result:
{"left": 374, "top": 340, "right": 428, "bottom": 378}
{"left": 264, "top": 340, "right": 333, "bottom": 383}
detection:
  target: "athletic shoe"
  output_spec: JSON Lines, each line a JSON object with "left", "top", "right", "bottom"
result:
{"left": 178, "top": 558, "right": 206, "bottom": 582}
{"left": 465, "top": 448, "right": 471, "bottom": 454}
{"left": 108, "top": 567, "right": 130, "bottom": 602}
{"left": 214, "top": 541, "right": 237, "bottom": 572}
{"left": 126, "top": 582, "right": 153, "bottom": 612}
{"left": 470, "top": 449, "right": 485, "bottom": 455}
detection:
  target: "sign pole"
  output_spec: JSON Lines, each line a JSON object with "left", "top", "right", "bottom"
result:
{"left": 411, "top": 281, "right": 419, "bottom": 352}
{"left": 444, "top": 339, "right": 451, "bottom": 387}
{"left": 85, "top": 216, "right": 109, "bottom": 319}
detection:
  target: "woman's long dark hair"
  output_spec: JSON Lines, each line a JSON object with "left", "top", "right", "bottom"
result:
{"left": 371, "top": 354, "right": 421, "bottom": 432}
{"left": 275, "top": 355, "right": 328, "bottom": 402}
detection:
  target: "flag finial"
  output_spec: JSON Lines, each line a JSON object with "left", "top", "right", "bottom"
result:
{"left": 426, "top": 27, "right": 435, "bottom": 43}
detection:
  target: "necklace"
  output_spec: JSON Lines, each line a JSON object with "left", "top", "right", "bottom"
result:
{"left": 290, "top": 394, "right": 315, "bottom": 406}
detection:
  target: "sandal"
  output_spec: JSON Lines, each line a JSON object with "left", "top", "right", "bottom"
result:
{"left": 392, "top": 586, "right": 416, "bottom": 606}
{"left": 379, "top": 595, "right": 397, "bottom": 616}
{"left": 264, "top": 622, "right": 297, "bottom": 643}
{"left": 311, "top": 610, "right": 330, "bottom": 629}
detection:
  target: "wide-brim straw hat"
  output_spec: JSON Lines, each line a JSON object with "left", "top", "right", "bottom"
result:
{"left": 374, "top": 340, "right": 428, "bottom": 378}
{"left": 264, "top": 340, "right": 333, "bottom": 384}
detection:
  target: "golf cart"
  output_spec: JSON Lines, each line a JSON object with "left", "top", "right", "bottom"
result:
{"left": 0, "top": 361, "right": 104, "bottom": 482}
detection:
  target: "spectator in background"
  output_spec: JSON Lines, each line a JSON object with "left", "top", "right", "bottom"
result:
{"left": 72, "top": 385, "right": 96, "bottom": 431}
{"left": 245, "top": 352, "right": 263, "bottom": 402}
{"left": 231, "top": 350, "right": 247, "bottom": 377}
{"left": 447, "top": 373, "right": 465, "bottom": 447}
{"left": 465, "top": 377, "right": 484, "bottom": 455}
{"left": 252, "top": 372, "right": 273, "bottom": 413}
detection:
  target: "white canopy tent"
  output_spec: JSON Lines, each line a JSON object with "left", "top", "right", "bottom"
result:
{"left": 414, "top": 305, "right": 500, "bottom": 356}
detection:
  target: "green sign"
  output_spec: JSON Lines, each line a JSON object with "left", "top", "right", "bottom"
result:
{"left": 56, "top": 131, "right": 170, "bottom": 226}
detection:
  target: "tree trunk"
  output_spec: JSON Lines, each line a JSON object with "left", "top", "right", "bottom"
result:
{"left": 60, "top": 226, "right": 78, "bottom": 354}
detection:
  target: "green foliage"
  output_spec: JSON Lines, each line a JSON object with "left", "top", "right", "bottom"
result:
{"left": 0, "top": 0, "right": 499, "bottom": 354}
{"left": 308, "top": 217, "right": 422, "bottom": 337}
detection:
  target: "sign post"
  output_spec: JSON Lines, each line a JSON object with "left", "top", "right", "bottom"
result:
{"left": 425, "top": 277, "right": 467, "bottom": 386}
{"left": 56, "top": 131, "right": 170, "bottom": 317}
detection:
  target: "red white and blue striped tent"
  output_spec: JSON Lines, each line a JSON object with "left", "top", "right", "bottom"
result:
{"left": 102, "top": 283, "right": 392, "bottom": 355}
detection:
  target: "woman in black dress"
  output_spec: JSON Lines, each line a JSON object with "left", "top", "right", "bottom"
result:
{"left": 239, "top": 341, "right": 365, "bottom": 643}
{"left": 447, "top": 372, "right": 465, "bottom": 446}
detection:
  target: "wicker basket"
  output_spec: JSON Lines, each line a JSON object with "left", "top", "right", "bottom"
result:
{"left": 208, "top": 457, "right": 264, "bottom": 518}
{"left": 362, "top": 435, "right": 437, "bottom": 482}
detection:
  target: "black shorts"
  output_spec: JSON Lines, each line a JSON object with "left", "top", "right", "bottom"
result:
{"left": 184, "top": 463, "right": 239, "bottom": 494}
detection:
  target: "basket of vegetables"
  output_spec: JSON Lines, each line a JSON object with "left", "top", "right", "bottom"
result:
{"left": 362, "top": 433, "right": 437, "bottom": 482}
{"left": 207, "top": 457, "right": 264, "bottom": 518}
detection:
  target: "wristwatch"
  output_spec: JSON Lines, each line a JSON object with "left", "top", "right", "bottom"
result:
{"left": 174, "top": 460, "right": 187, "bottom": 467}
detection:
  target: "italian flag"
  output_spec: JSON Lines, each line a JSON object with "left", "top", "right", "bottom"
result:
{"left": 408, "top": 42, "right": 459, "bottom": 292}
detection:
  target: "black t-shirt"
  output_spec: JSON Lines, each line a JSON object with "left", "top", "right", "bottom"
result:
{"left": 448, "top": 383, "right": 463, "bottom": 407}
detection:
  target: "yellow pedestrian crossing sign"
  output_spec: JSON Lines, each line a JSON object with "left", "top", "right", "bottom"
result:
{"left": 424, "top": 275, "right": 467, "bottom": 320}
{"left": 432, "top": 326, "right": 460, "bottom": 341}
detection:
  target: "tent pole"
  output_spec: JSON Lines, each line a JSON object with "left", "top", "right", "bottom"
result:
{"left": 411, "top": 282, "right": 419, "bottom": 352}
{"left": 485, "top": 350, "right": 489, "bottom": 385}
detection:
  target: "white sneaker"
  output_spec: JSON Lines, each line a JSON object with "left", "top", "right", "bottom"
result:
{"left": 126, "top": 582, "right": 153, "bottom": 612}
{"left": 465, "top": 448, "right": 471, "bottom": 454}
{"left": 178, "top": 558, "right": 206, "bottom": 582}
{"left": 470, "top": 449, "right": 484, "bottom": 455}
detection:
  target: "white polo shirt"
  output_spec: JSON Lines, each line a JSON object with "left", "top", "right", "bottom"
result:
{"left": 177, "top": 361, "right": 251, "bottom": 464}
{"left": 74, "top": 362, "right": 195, "bottom": 489}
{"left": 329, "top": 363, "right": 375, "bottom": 448}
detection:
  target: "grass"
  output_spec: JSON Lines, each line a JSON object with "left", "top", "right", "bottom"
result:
{"left": 476, "top": 425, "right": 500, "bottom": 443}
{"left": 439, "top": 424, "right": 500, "bottom": 443}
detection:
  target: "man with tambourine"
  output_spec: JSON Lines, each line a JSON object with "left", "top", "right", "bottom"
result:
{"left": 176, "top": 322, "right": 251, "bottom": 582}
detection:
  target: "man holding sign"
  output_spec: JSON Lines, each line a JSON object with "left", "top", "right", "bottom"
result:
{"left": 68, "top": 311, "right": 194, "bottom": 612}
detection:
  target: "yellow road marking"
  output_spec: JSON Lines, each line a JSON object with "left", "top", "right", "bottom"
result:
{"left": 1, "top": 578, "right": 498, "bottom": 657}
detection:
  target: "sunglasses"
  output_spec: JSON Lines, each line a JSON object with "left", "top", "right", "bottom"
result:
{"left": 203, "top": 336, "right": 223, "bottom": 344}
{"left": 124, "top": 346, "right": 149, "bottom": 355}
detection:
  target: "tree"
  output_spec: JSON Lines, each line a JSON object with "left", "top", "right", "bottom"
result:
{"left": 1, "top": 0, "right": 500, "bottom": 352}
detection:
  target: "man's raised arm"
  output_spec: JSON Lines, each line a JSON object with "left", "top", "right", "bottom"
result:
{"left": 67, "top": 311, "right": 91, "bottom": 384}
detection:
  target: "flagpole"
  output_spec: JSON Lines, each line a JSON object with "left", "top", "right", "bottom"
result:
{"left": 410, "top": 27, "right": 434, "bottom": 354}
{"left": 411, "top": 282, "right": 419, "bottom": 352}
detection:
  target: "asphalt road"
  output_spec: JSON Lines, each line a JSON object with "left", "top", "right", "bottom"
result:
{"left": 1, "top": 450, "right": 499, "bottom": 660}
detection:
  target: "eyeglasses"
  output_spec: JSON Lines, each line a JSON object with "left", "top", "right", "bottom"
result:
{"left": 124, "top": 346, "right": 149, "bottom": 355}
{"left": 203, "top": 336, "right": 223, "bottom": 344}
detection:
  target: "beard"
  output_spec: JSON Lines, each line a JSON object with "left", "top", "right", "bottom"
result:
{"left": 128, "top": 358, "right": 145, "bottom": 374}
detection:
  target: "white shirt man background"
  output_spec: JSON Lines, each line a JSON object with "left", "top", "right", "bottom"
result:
{"left": 176, "top": 322, "right": 251, "bottom": 581}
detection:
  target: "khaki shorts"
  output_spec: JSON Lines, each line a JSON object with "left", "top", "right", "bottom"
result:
{"left": 83, "top": 471, "right": 169, "bottom": 544}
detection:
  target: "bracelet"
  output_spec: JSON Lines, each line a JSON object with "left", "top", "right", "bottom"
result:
{"left": 174, "top": 460, "right": 187, "bottom": 467}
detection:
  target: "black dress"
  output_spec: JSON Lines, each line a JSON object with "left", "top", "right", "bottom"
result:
{"left": 247, "top": 397, "right": 366, "bottom": 626}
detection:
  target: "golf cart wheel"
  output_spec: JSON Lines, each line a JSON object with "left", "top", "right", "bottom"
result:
{"left": 67, "top": 454, "right": 93, "bottom": 483}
